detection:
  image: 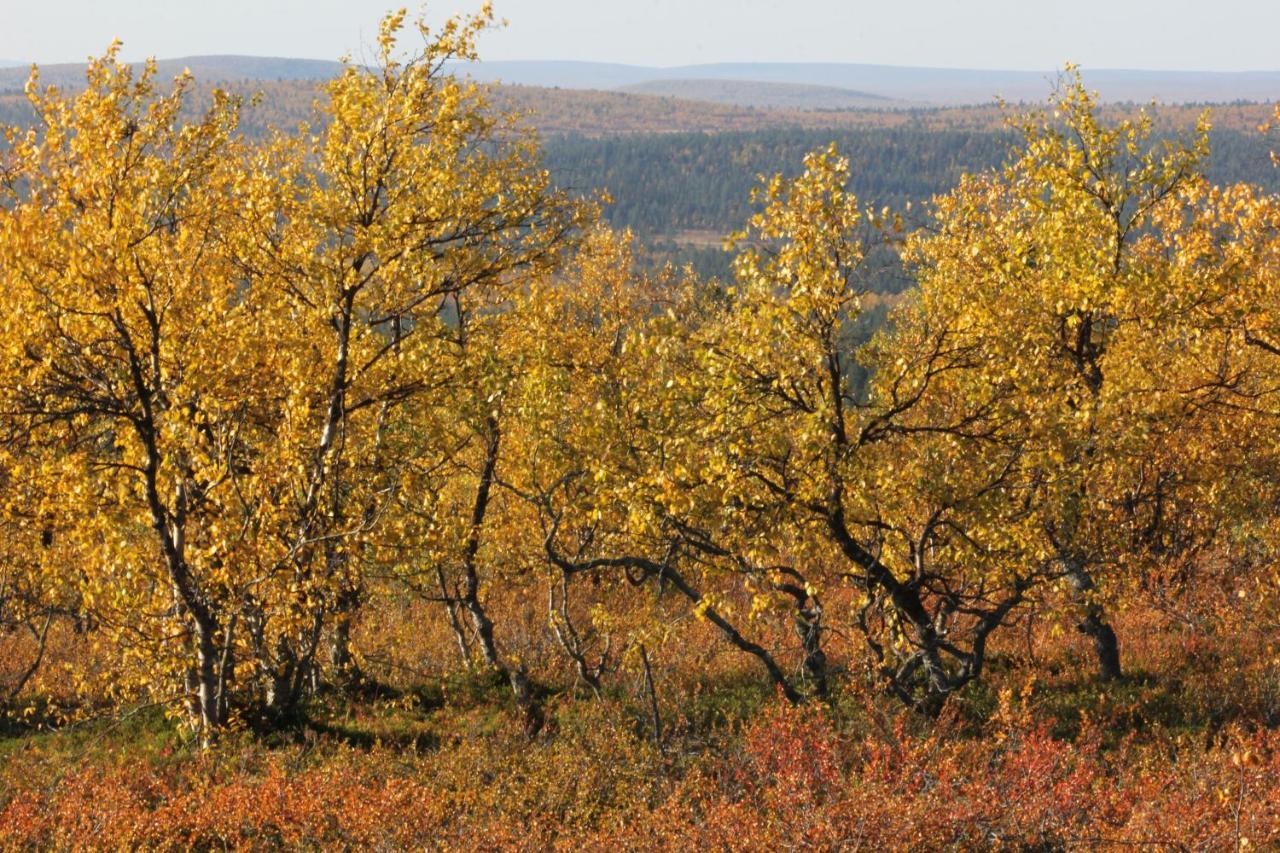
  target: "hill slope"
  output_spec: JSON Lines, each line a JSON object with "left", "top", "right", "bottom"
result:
{"left": 619, "top": 78, "right": 901, "bottom": 109}
{"left": 5, "top": 56, "right": 1280, "bottom": 105}
{"left": 0, "top": 55, "right": 343, "bottom": 92}
{"left": 457, "top": 60, "right": 1280, "bottom": 105}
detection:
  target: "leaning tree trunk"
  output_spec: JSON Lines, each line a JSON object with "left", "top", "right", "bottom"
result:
{"left": 153, "top": 485, "right": 227, "bottom": 741}
{"left": 436, "top": 566, "right": 473, "bottom": 665}
{"left": 1065, "top": 561, "right": 1122, "bottom": 681}
{"left": 458, "top": 418, "right": 544, "bottom": 735}
{"left": 774, "top": 569, "right": 828, "bottom": 698}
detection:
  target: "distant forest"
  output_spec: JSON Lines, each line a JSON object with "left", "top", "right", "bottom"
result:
{"left": 5, "top": 75, "right": 1276, "bottom": 284}
{"left": 543, "top": 126, "right": 1280, "bottom": 280}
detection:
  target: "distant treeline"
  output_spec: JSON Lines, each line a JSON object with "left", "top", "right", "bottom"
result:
{"left": 4, "top": 79, "right": 1277, "bottom": 285}
{"left": 545, "top": 128, "right": 1016, "bottom": 233}
{"left": 544, "top": 126, "right": 1280, "bottom": 280}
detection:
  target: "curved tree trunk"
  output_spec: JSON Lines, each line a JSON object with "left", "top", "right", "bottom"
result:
{"left": 774, "top": 571, "right": 828, "bottom": 698}
{"left": 1066, "top": 563, "right": 1122, "bottom": 680}
{"left": 7, "top": 612, "right": 54, "bottom": 702}
{"left": 459, "top": 418, "right": 544, "bottom": 735}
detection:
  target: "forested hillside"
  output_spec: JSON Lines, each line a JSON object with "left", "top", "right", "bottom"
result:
{"left": 543, "top": 124, "right": 1280, "bottom": 280}
{"left": 3, "top": 79, "right": 1274, "bottom": 276}
{"left": 550, "top": 126, "right": 1280, "bottom": 234}
{"left": 617, "top": 78, "right": 901, "bottom": 109}
{"left": 450, "top": 58, "right": 1280, "bottom": 105}
{"left": 9, "top": 73, "right": 1270, "bottom": 284}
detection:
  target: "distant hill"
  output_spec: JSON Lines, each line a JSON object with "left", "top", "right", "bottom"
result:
{"left": 3, "top": 73, "right": 1273, "bottom": 142}
{"left": 4, "top": 56, "right": 1279, "bottom": 106}
{"left": 1, "top": 52, "right": 1276, "bottom": 290}
{"left": 449, "top": 60, "right": 650, "bottom": 90}
{"left": 494, "top": 86, "right": 1273, "bottom": 137}
{"left": 0, "top": 55, "right": 343, "bottom": 93}
{"left": 618, "top": 79, "right": 902, "bottom": 110}
{"left": 454, "top": 60, "right": 1280, "bottom": 106}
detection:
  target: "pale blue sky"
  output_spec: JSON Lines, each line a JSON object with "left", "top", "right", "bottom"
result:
{"left": 3, "top": 0, "right": 1278, "bottom": 71}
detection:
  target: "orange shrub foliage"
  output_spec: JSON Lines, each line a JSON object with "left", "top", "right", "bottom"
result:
{"left": 4, "top": 701, "right": 1280, "bottom": 850}
{"left": 589, "top": 707, "right": 1280, "bottom": 850}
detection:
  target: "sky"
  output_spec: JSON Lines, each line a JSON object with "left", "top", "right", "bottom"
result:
{"left": 2, "top": 0, "right": 1279, "bottom": 72}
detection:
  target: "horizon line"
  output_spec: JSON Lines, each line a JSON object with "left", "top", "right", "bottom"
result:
{"left": 5, "top": 55, "right": 1280, "bottom": 77}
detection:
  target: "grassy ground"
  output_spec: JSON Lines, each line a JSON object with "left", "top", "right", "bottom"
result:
{"left": 3, "top": 600, "right": 1280, "bottom": 849}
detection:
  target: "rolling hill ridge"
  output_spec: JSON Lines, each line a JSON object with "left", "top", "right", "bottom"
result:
{"left": 5, "top": 55, "right": 1280, "bottom": 107}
